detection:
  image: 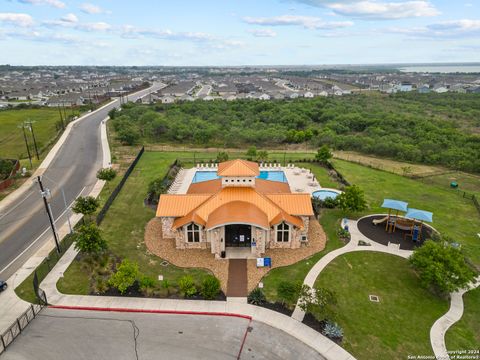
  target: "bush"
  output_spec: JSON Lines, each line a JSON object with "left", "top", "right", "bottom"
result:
{"left": 200, "top": 275, "right": 221, "bottom": 300}
{"left": 96, "top": 168, "right": 117, "bottom": 181}
{"left": 74, "top": 223, "right": 108, "bottom": 255}
{"left": 409, "top": 239, "right": 476, "bottom": 294}
{"left": 0, "top": 159, "right": 14, "bottom": 179}
{"left": 147, "top": 177, "right": 166, "bottom": 204}
{"left": 298, "top": 285, "right": 337, "bottom": 322}
{"left": 139, "top": 275, "right": 157, "bottom": 296}
{"left": 108, "top": 259, "right": 140, "bottom": 294}
{"left": 336, "top": 185, "right": 367, "bottom": 213}
{"left": 322, "top": 321, "right": 343, "bottom": 340}
{"left": 277, "top": 281, "right": 302, "bottom": 307}
{"left": 72, "top": 196, "right": 100, "bottom": 220}
{"left": 216, "top": 151, "right": 229, "bottom": 162}
{"left": 315, "top": 145, "right": 333, "bottom": 163}
{"left": 247, "top": 288, "right": 266, "bottom": 305}
{"left": 178, "top": 275, "right": 197, "bottom": 298}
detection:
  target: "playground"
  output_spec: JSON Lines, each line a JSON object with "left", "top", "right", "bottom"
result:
{"left": 357, "top": 199, "right": 435, "bottom": 250}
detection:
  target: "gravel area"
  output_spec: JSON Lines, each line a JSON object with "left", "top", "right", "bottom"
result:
{"left": 145, "top": 217, "right": 327, "bottom": 294}
{"left": 145, "top": 218, "right": 229, "bottom": 293}
{"left": 246, "top": 218, "right": 327, "bottom": 292}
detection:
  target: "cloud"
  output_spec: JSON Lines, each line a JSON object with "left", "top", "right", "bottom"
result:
{"left": 243, "top": 15, "right": 353, "bottom": 29}
{"left": 120, "top": 25, "right": 215, "bottom": 41}
{"left": 43, "top": 15, "right": 111, "bottom": 32}
{"left": 290, "top": 0, "right": 440, "bottom": 20}
{"left": 388, "top": 19, "right": 480, "bottom": 38}
{"left": 17, "top": 0, "right": 65, "bottom": 9}
{"left": 0, "top": 12, "right": 34, "bottom": 27}
{"left": 80, "top": 3, "right": 110, "bottom": 15}
{"left": 61, "top": 13, "right": 78, "bottom": 23}
{"left": 247, "top": 28, "right": 277, "bottom": 37}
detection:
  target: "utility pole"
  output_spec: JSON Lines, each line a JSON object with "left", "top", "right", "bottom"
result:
{"left": 58, "top": 105, "right": 65, "bottom": 130}
{"left": 21, "top": 123, "right": 33, "bottom": 168}
{"left": 37, "top": 176, "right": 61, "bottom": 253}
{"left": 26, "top": 120, "right": 40, "bottom": 160}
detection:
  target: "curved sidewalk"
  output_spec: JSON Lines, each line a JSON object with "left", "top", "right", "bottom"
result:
{"left": 292, "top": 219, "right": 412, "bottom": 321}
{"left": 40, "top": 244, "right": 356, "bottom": 360}
{"left": 430, "top": 278, "right": 480, "bottom": 359}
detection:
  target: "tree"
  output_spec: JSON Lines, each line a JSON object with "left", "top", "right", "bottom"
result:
{"left": 0, "top": 159, "right": 14, "bottom": 179}
{"left": 74, "top": 223, "right": 107, "bottom": 255}
{"left": 336, "top": 185, "right": 367, "bottom": 213}
{"left": 216, "top": 151, "right": 229, "bottom": 163}
{"left": 72, "top": 196, "right": 100, "bottom": 221}
{"left": 96, "top": 168, "right": 117, "bottom": 181}
{"left": 298, "top": 285, "right": 338, "bottom": 322}
{"left": 246, "top": 146, "right": 257, "bottom": 159}
{"left": 147, "top": 177, "right": 166, "bottom": 204}
{"left": 315, "top": 145, "right": 333, "bottom": 164}
{"left": 257, "top": 150, "right": 269, "bottom": 161}
{"left": 108, "top": 259, "right": 140, "bottom": 294}
{"left": 410, "top": 240, "right": 476, "bottom": 294}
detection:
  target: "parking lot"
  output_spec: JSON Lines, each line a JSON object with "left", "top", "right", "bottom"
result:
{"left": 1, "top": 308, "right": 324, "bottom": 360}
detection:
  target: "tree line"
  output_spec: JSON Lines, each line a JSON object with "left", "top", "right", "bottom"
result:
{"left": 109, "top": 92, "right": 480, "bottom": 173}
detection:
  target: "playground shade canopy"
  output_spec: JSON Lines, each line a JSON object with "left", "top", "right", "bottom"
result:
{"left": 381, "top": 199, "right": 409, "bottom": 212}
{"left": 405, "top": 208, "right": 433, "bottom": 223}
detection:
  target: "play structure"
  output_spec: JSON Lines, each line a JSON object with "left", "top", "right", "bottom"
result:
{"left": 372, "top": 199, "right": 433, "bottom": 242}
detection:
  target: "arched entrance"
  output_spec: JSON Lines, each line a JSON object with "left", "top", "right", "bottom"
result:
{"left": 225, "top": 224, "right": 251, "bottom": 247}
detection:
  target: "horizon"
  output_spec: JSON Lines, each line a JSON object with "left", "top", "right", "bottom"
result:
{"left": 1, "top": 0, "right": 479, "bottom": 66}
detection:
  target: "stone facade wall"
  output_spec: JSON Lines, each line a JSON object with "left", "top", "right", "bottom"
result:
{"left": 174, "top": 224, "right": 208, "bottom": 250}
{"left": 161, "top": 217, "right": 176, "bottom": 238}
{"left": 252, "top": 226, "right": 266, "bottom": 257}
{"left": 267, "top": 217, "right": 310, "bottom": 250}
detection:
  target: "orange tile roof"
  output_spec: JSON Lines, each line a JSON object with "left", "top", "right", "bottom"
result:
{"left": 217, "top": 159, "right": 259, "bottom": 177}
{"left": 187, "top": 178, "right": 291, "bottom": 194}
{"left": 206, "top": 201, "right": 269, "bottom": 230}
{"left": 156, "top": 194, "right": 211, "bottom": 217}
{"left": 265, "top": 194, "right": 314, "bottom": 216}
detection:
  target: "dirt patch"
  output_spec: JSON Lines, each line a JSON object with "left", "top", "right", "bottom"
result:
{"left": 145, "top": 218, "right": 229, "bottom": 293}
{"left": 246, "top": 218, "right": 327, "bottom": 292}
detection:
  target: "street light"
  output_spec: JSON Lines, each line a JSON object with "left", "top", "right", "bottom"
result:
{"left": 36, "top": 176, "right": 61, "bottom": 253}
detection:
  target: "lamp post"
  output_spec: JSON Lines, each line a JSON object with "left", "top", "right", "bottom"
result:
{"left": 37, "top": 176, "right": 61, "bottom": 253}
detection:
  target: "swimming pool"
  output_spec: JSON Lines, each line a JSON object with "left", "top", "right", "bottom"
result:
{"left": 192, "top": 171, "right": 287, "bottom": 183}
{"left": 312, "top": 189, "right": 341, "bottom": 200}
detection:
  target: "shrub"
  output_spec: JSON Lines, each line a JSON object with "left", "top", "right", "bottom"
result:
{"left": 409, "top": 239, "right": 476, "bottom": 294}
{"left": 0, "top": 159, "right": 14, "bottom": 179}
{"left": 336, "top": 185, "right": 367, "bottom": 213}
{"left": 74, "top": 223, "right": 107, "bottom": 255}
{"left": 216, "top": 151, "right": 229, "bottom": 162}
{"left": 147, "top": 177, "right": 166, "bottom": 204}
{"left": 277, "top": 281, "right": 302, "bottom": 307}
{"left": 162, "top": 279, "right": 171, "bottom": 295}
{"left": 108, "top": 259, "right": 140, "bottom": 294}
{"left": 298, "top": 285, "right": 337, "bottom": 322}
{"left": 96, "top": 168, "right": 117, "bottom": 181}
{"left": 322, "top": 321, "right": 343, "bottom": 340}
{"left": 72, "top": 196, "right": 100, "bottom": 220}
{"left": 247, "top": 288, "right": 266, "bottom": 305}
{"left": 178, "top": 275, "right": 197, "bottom": 298}
{"left": 200, "top": 275, "right": 221, "bottom": 300}
{"left": 315, "top": 145, "right": 333, "bottom": 163}
{"left": 139, "top": 275, "right": 157, "bottom": 296}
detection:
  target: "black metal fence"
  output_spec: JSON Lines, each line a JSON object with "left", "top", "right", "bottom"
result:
{"left": 96, "top": 146, "right": 145, "bottom": 225}
{"left": 0, "top": 304, "right": 43, "bottom": 355}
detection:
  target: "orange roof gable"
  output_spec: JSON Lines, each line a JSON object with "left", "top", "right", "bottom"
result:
{"left": 156, "top": 194, "right": 211, "bottom": 217}
{"left": 266, "top": 194, "right": 314, "bottom": 216}
{"left": 217, "top": 159, "right": 259, "bottom": 177}
{"left": 187, "top": 178, "right": 291, "bottom": 194}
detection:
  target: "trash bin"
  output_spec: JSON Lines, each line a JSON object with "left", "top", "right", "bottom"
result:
{"left": 221, "top": 251, "right": 226, "bottom": 258}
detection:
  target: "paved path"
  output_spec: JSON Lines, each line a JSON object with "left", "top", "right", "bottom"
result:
{"left": 292, "top": 219, "right": 412, "bottom": 321}
{"left": 430, "top": 278, "right": 480, "bottom": 359}
{"left": 227, "top": 259, "right": 247, "bottom": 297}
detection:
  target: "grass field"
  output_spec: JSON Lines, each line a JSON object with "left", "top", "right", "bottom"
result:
{"left": 315, "top": 252, "right": 449, "bottom": 360}
{"left": 57, "top": 151, "right": 213, "bottom": 296}
{"left": 445, "top": 287, "right": 480, "bottom": 352}
{"left": 0, "top": 108, "right": 66, "bottom": 159}
{"left": 331, "top": 159, "right": 480, "bottom": 267}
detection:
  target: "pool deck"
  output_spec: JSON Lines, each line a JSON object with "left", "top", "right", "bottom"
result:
{"left": 169, "top": 165, "right": 324, "bottom": 195}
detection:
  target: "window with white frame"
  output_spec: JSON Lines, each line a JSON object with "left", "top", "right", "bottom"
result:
{"left": 276, "top": 222, "right": 290, "bottom": 242}
{"left": 186, "top": 223, "right": 201, "bottom": 243}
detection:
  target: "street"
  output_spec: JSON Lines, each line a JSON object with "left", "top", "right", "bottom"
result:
{"left": 0, "top": 83, "right": 164, "bottom": 280}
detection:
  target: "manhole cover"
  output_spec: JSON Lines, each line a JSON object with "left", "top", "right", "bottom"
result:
{"left": 369, "top": 295, "right": 380, "bottom": 302}
{"left": 160, "top": 261, "right": 169, "bottom": 267}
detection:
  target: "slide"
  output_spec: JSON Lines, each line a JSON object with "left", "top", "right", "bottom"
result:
{"left": 372, "top": 216, "right": 389, "bottom": 225}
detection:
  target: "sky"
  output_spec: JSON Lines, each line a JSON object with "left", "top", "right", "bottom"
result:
{"left": 0, "top": 0, "right": 479, "bottom": 66}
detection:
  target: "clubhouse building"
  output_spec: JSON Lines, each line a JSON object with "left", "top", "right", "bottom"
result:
{"left": 156, "top": 159, "right": 314, "bottom": 258}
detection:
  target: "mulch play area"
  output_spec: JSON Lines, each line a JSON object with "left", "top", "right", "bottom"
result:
{"left": 357, "top": 215, "right": 434, "bottom": 250}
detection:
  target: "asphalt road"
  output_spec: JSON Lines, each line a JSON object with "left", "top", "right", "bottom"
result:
{"left": 1, "top": 308, "right": 325, "bottom": 360}
{"left": 0, "top": 83, "right": 164, "bottom": 280}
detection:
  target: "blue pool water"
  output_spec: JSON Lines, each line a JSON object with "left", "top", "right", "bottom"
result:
{"left": 192, "top": 171, "right": 287, "bottom": 184}
{"left": 312, "top": 190, "right": 340, "bottom": 200}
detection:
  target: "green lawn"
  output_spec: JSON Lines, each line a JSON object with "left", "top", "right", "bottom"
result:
{"left": 331, "top": 159, "right": 480, "bottom": 267}
{"left": 315, "top": 252, "right": 449, "bottom": 360}
{"left": 0, "top": 108, "right": 64, "bottom": 159}
{"left": 421, "top": 172, "right": 480, "bottom": 198}
{"left": 58, "top": 151, "right": 212, "bottom": 296}
{"left": 262, "top": 209, "right": 344, "bottom": 302}
{"left": 445, "top": 287, "right": 480, "bottom": 351}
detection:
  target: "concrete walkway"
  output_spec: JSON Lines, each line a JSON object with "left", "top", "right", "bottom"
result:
{"left": 39, "top": 243, "right": 355, "bottom": 360}
{"left": 430, "top": 278, "right": 480, "bottom": 359}
{"left": 292, "top": 219, "right": 412, "bottom": 321}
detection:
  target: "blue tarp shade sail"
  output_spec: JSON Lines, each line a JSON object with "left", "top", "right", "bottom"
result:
{"left": 381, "top": 199, "right": 409, "bottom": 212}
{"left": 405, "top": 208, "right": 433, "bottom": 223}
